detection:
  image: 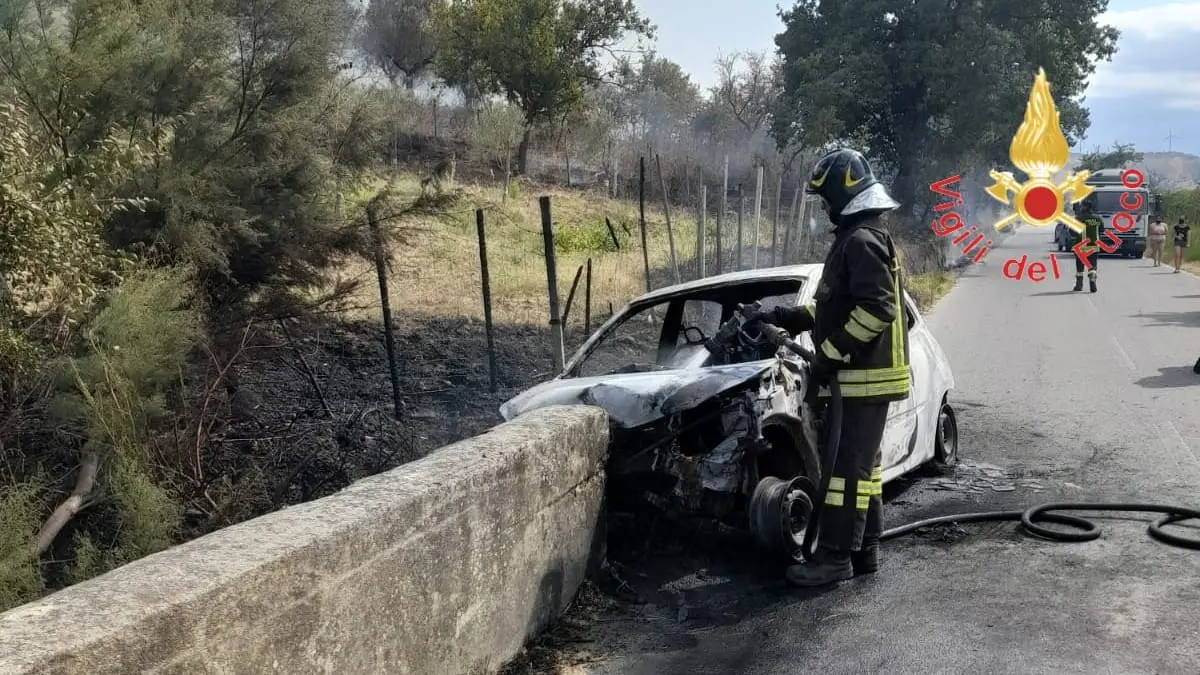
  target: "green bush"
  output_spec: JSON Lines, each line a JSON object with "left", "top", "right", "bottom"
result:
{"left": 507, "top": 179, "right": 524, "bottom": 201}
{"left": 554, "top": 219, "right": 629, "bottom": 254}
{"left": 45, "top": 265, "right": 203, "bottom": 588}
{"left": 0, "top": 481, "right": 46, "bottom": 610}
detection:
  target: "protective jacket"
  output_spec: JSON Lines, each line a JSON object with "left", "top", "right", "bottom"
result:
{"left": 764, "top": 214, "right": 911, "bottom": 402}
{"left": 1078, "top": 216, "right": 1104, "bottom": 252}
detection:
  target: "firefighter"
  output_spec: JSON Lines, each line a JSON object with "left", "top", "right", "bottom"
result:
{"left": 1073, "top": 198, "right": 1102, "bottom": 293}
{"left": 742, "top": 148, "right": 910, "bottom": 587}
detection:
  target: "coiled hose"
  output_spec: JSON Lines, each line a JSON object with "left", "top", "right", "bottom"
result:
{"left": 759, "top": 325, "right": 1200, "bottom": 559}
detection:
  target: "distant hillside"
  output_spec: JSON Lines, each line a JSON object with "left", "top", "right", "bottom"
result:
{"left": 1067, "top": 151, "right": 1200, "bottom": 190}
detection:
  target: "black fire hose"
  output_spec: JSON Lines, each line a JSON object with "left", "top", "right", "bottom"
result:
{"left": 756, "top": 324, "right": 1200, "bottom": 558}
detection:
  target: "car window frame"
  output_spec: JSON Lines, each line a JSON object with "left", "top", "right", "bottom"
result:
{"left": 561, "top": 274, "right": 810, "bottom": 378}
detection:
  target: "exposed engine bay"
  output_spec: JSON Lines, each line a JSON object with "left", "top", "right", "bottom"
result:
{"left": 604, "top": 313, "right": 828, "bottom": 556}
{"left": 500, "top": 277, "right": 827, "bottom": 557}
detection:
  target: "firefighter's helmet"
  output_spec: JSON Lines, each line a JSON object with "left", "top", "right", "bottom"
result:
{"left": 805, "top": 148, "right": 899, "bottom": 221}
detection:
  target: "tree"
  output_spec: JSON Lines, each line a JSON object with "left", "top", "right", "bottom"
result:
{"left": 774, "top": 0, "right": 1120, "bottom": 224}
{"left": 610, "top": 51, "right": 699, "bottom": 149}
{"left": 0, "top": 0, "right": 372, "bottom": 307}
{"left": 709, "top": 50, "right": 786, "bottom": 171}
{"left": 470, "top": 100, "right": 525, "bottom": 172}
{"left": 1076, "top": 142, "right": 1142, "bottom": 172}
{"left": 713, "top": 51, "right": 777, "bottom": 138}
{"left": 431, "top": 0, "right": 653, "bottom": 174}
{"left": 359, "top": 0, "right": 439, "bottom": 88}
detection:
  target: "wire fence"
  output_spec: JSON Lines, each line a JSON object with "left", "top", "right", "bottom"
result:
{"left": 359, "top": 155, "right": 944, "bottom": 392}
{"left": 458, "top": 160, "right": 833, "bottom": 387}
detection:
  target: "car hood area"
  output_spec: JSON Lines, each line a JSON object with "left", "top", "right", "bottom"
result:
{"left": 498, "top": 362, "right": 774, "bottom": 429}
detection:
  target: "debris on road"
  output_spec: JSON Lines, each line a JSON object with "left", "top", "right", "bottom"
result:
{"left": 925, "top": 460, "right": 1048, "bottom": 494}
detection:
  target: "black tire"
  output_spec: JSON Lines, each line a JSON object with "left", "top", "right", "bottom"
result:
{"left": 932, "top": 398, "right": 959, "bottom": 472}
{"left": 1135, "top": 250, "right": 1145, "bottom": 259}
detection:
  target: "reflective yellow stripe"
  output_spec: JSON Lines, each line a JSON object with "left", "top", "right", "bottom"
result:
{"left": 827, "top": 476, "right": 846, "bottom": 491}
{"left": 803, "top": 302, "right": 817, "bottom": 319}
{"left": 857, "top": 477, "right": 883, "bottom": 497}
{"left": 844, "top": 316, "right": 875, "bottom": 342}
{"left": 868, "top": 461, "right": 888, "bottom": 494}
{"left": 850, "top": 306, "right": 888, "bottom": 333}
{"left": 890, "top": 260, "right": 906, "bottom": 376}
{"left": 820, "top": 339, "right": 847, "bottom": 362}
{"left": 825, "top": 490, "right": 844, "bottom": 507}
{"left": 856, "top": 494, "right": 871, "bottom": 510}
{"left": 838, "top": 366, "right": 911, "bottom": 383}
{"left": 866, "top": 465, "right": 883, "bottom": 495}
{"left": 834, "top": 379, "right": 911, "bottom": 398}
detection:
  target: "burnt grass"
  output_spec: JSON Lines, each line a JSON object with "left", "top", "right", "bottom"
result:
{"left": 186, "top": 313, "right": 592, "bottom": 537}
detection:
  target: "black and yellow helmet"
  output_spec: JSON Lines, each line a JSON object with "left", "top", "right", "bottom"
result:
{"left": 806, "top": 148, "right": 898, "bottom": 221}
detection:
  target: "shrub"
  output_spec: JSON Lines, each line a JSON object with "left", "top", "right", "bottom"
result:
{"left": 554, "top": 219, "right": 628, "bottom": 254}
{"left": 45, "top": 265, "right": 203, "bottom": 586}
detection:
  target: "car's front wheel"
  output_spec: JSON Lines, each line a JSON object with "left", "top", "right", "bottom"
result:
{"left": 932, "top": 397, "right": 959, "bottom": 472}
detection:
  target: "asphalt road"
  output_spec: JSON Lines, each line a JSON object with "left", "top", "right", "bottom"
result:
{"left": 562, "top": 227, "right": 1200, "bottom": 675}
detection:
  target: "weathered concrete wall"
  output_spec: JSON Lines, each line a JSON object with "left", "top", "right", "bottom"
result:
{"left": 0, "top": 405, "right": 609, "bottom": 675}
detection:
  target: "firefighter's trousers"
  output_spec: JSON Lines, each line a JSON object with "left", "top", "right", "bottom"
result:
{"left": 1075, "top": 248, "right": 1098, "bottom": 279}
{"left": 818, "top": 399, "right": 888, "bottom": 552}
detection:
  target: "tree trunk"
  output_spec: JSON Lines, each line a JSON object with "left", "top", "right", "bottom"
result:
{"left": 34, "top": 452, "right": 100, "bottom": 556}
{"left": 518, "top": 126, "right": 533, "bottom": 175}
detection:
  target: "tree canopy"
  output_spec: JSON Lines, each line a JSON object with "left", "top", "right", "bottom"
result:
{"left": 359, "top": 0, "right": 439, "bottom": 87}
{"left": 773, "top": 0, "right": 1120, "bottom": 220}
{"left": 430, "top": 0, "right": 653, "bottom": 173}
{"left": 1077, "top": 142, "right": 1143, "bottom": 172}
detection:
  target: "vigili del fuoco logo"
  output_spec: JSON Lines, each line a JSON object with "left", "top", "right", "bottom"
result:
{"left": 983, "top": 67, "right": 1093, "bottom": 234}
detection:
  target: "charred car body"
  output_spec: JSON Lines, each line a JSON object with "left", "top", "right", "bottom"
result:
{"left": 499, "top": 265, "right": 958, "bottom": 558}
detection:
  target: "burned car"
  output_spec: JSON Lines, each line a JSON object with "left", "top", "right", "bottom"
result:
{"left": 499, "top": 265, "right": 958, "bottom": 558}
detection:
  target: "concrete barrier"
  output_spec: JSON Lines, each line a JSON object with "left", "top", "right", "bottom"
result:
{"left": 0, "top": 405, "right": 609, "bottom": 675}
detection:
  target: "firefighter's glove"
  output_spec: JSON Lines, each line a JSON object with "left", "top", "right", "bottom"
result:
{"left": 736, "top": 303, "right": 771, "bottom": 325}
{"left": 809, "top": 351, "right": 842, "bottom": 384}
{"left": 708, "top": 318, "right": 741, "bottom": 353}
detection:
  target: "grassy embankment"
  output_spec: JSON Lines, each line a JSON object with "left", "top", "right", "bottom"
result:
{"left": 331, "top": 173, "right": 959, "bottom": 326}
{"left": 907, "top": 271, "right": 957, "bottom": 311}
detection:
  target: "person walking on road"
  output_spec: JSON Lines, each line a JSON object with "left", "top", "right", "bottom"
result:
{"left": 1074, "top": 198, "right": 1102, "bottom": 293}
{"left": 1148, "top": 215, "right": 1167, "bottom": 267}
{"left": 744, "top": 148, "right": 910, "bottom": 588}
{"left": 1173, "top": 217, "right": 1190, "bottom": 273}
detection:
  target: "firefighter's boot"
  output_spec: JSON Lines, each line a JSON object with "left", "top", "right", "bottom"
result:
{"left": 851, "top": 545, "right": 878, "bottom": 575}
{"left": 1073, "top": 276, "right": 1083, "bottom": 292}
{"left": 1089, "top": 275, "right": 1097, "bottom": 293}
{"left": 785, "top": 547, "right": 854, "bottom": 587}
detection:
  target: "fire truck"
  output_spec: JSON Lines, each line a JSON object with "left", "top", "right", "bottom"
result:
{"left": 1054, "top": 168, "right": 1164, "bottom": 258}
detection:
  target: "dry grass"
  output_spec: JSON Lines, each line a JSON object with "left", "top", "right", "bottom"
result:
{"left": 907, "top": 271, "right": 957, "bottom": 312}
{"left": 330, "top": 173, "right": 795, "bottom": 327}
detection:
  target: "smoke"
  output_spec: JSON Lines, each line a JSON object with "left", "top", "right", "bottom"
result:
{"left": 931, "top": 165, "right": 1017, "bottom": 267}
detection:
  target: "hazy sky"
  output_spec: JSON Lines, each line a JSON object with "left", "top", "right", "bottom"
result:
{"left": 633, "top": 0, "right": 1200, "bottom": 155}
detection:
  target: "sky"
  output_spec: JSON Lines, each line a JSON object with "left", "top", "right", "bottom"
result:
{"left": 633, "top": 0, "right": 1200, "bottom": 156}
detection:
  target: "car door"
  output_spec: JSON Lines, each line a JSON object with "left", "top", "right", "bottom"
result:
{"left": 880, "top": 293, "right": 922, "bottom": 472}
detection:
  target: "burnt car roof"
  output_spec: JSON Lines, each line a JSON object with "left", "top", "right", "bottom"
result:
{"left": 499, "top": 266, "right": 821, "bottom": 427}
{"left": 629, "top": 264, "right": 820, "bottom": 307}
